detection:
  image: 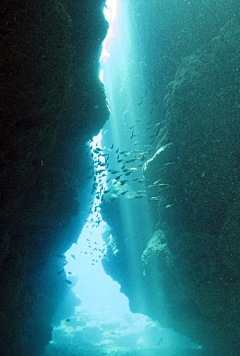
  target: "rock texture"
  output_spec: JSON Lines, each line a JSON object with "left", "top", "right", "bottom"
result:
{"left": 0, "top": 1, "right": 109, "bottom": 355}
{"left": 102, "top": 1, "right": 240, "bottom": 355}
{"left": 143, "top": 21, "right": 240, "bottom": 353}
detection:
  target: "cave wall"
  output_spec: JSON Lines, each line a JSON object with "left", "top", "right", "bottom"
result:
{"left": 0, "top": 1, "right": 109, "bottom": 355}
{"left": 142, "top": 20, "right": 240, "bottom": 354}
{"left": 102, "top": 1, "right": 240, "bottom": 355}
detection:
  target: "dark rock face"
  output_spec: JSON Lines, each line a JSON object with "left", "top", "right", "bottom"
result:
{"left": 143, "top": 20, "right": 240, "bottom": 354}
{"left": 0, "top": 1, "right": 109, "bottom": 355}
{"left": 102, "top": 1, "right": 240, "bottom": 355}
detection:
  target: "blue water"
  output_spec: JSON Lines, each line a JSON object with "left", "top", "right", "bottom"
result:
{"left": 49, "top": 0, "right": 199, "bottom": 352}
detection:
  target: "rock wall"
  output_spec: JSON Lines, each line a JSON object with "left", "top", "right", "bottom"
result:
{"left": 142, "top": 20, "right": 240, "bottom": 354}
{"left": 0, "top": 1, "right": 109, "bottom": 355}
{"left": 102, "top": 1, "right": 240, "bottom": 354}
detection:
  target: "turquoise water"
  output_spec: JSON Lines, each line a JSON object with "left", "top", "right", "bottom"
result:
{"left": 45, "top": 344, "right": 205, "bottom": 356}
{"left": 47, "top": 0, "right": 240, "bottom": 354}
{"left": 49, "top": 0, "right": 197, "bottom": 352}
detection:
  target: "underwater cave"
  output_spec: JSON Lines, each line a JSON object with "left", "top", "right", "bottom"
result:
{"left": 0, "top": 1, "right": 239, "bottom": 356}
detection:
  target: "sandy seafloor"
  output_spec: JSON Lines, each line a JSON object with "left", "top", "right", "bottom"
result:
{"left": 44, "top": 344, "right": 205, "bottom": 356}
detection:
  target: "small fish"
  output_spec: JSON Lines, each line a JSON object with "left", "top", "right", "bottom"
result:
{"left": 133, "top": 132, "right": 143, "bottom": 137}
{"left": 155, "top": 125, "right": 161, "bottom": 136}
{"left": 71, "top": 254, "right": 76, "bottom": 259}
{"left": 165, "top": 204, "right": 175, "bottom": 209}
{"left": 65, "top": 280, "right": 72, "bottom": 284}
{"left": 120, "top": 180, "right": 128, "bottom": 185}
{"left": 139, "top": 153, "right": 147, "bottom": 161}
{"left": 57, "top": 270, "right": 64, "bottom": 275}
{"left": 164, "top": 162, "right": 175, "bottom": 166}
{"left": 66, "top": 319, "right": 71, "bottom": 322}
{"left": 147, "top": 185, "right": 157, "bottom": 189}
{"left": 126, "top": 158, "right": 137, "bottom": 163}
{"left": 137, "top": 179, "right": 146, "bottom": 183}
{"left": 93, "top": 148, "right": 102, "bottom": 153}
{"left": 109, "top": 170, "right": 120, "bottom": 174}
{"left": 141, "top": 89, "right": 148, "bottom": 99}
{"left": 135, "top": 194, "right": 146, "bottom": 199}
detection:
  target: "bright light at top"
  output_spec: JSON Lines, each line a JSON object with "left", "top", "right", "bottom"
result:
{"left": 100, "top": 0, "right": 118, "bottom": 65}
{"left": 104, "top": 0, "right": 117, "bottom": 23}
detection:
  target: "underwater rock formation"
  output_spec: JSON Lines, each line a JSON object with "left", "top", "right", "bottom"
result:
{"left": 1, "top": 0, "right": 239, "bottom": 355}
{"left": 140, "top": 20, "right": 240, "bottom": 356}
{"left": 102, "top": 1, "right": 240, "bottom": 355}
{"left": 0, "top": 1, "right": 109, "bottom": 355}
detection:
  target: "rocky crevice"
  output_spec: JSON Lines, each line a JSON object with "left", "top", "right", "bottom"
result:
{"left": 102, "top": 1, "right": 240, "bottom": 354}
{"left": 0, "top": 1, "right": 109, "bottom": 355}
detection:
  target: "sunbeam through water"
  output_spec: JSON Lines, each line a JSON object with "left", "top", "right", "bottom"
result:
{"left": 49, "top": 0, "right": 199, "bottom": 353}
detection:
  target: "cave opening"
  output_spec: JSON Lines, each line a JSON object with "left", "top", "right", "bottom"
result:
{"left": 46, "top": 0, "right": 199, "bottom": 354}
